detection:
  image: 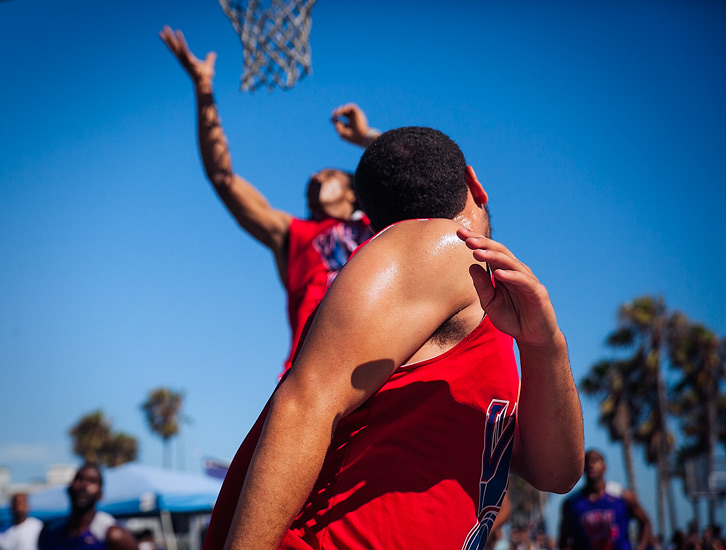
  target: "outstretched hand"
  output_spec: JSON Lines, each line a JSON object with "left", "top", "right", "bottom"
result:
{"left": 331, "top": 103, "right": 377, "bottom": 147}
{"left": 160, "top": 26, "right": 216, "bottom": 85}
{"left": 457, "top": 228, "right": 561, "bottom": 348}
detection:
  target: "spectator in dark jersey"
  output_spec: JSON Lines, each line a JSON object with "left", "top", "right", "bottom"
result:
{"left": 559, "top": 449, "right": 652, "bottom": 550}
{"left": 205, "top": 126, "right": 584, "bottom": 550}
{"left": 38, "top": 463, "right": 137, "bottom": 550}
{"left": 160, "top": 27, "right": 377, "bottom": 374}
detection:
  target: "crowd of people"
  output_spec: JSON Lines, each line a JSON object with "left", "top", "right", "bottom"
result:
{"left": 0, "top": 463, "right": 142, "bottom": 550}
{"left": 0, "top": 457, "right": 723, "bottom": 550}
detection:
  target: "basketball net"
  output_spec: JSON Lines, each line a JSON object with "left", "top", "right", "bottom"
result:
{"left": 218, "top": 0, "right": 316, "bottom": 92}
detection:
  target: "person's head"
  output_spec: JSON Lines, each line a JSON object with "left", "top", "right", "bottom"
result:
{"left": 354, "top": 127, "right": 488, "bottom": 232}
{"left": 136, "top": 528, "right": 156, "bottom": 550}
{"left": 584, "top": 448, "right": 607, "bottom": 484}
{"left": 306, "top": 168, "right": 357, "bottom": 221}
{"left": 68, "top": 462, "right": 103, "bottom": 513}
{"left": 10, "top": 493, "right": 29, "bottom": 525}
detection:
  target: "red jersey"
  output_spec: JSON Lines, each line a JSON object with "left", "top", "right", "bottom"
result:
{"left": 204, "top": 315, "right": 519, "bottom": 550}
{"left": 284, "top": 215, "right": 372, "bottom": 371}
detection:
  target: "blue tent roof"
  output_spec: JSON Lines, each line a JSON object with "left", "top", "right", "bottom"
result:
{"left": 3, "top": 463, "right": 223, "bottom": 524}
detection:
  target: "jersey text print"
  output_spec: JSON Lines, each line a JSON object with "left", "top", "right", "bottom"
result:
{"left": 462, "top": 399, "right": 517, "bottom": 550}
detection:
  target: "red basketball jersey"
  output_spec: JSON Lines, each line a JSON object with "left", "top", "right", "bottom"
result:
{"left": 204, "top": 315, "right": 519, "bottom": 550}
{"left": 284, "top": 216, "right": 372, "bottom": 372}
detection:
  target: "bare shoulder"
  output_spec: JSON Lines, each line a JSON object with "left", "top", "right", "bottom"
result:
{"left": 620, "top": 487, "right": 639, "bottom": 506}
{"left": 332, "top": 218, "right": 482, "bottom": 349}
{"left": 106, "top": 525, "right": 139, "bottom": 550}
{"left": 353, "top": 218, "right": 470, "bottom": 264}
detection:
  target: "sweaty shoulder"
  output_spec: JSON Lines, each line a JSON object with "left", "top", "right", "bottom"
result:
{"left": 338, "top": 218, "right": 485, "bottom": 361}
{"left": 348, "top": 218, "right": 476, "bottom": 291}
{"left": 355, "top": 218, "right": 470, "bottom": 264}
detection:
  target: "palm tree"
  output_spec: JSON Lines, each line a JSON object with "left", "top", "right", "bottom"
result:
{"left": 581, "top": 355, "right": 641, "bottom": 494}
{"left": 69, "top": 410, "right": 111, "bottom": 463}
{"left": 69, "top": 410, "right": 138, "bottom": 467}
{"left": 604, "top": 296, "right": 674, "bottom": 537}
{"left": 668, "top": 313, "right": 725, "bottom": 526}
{"left": 141, "top": 387, "right": 184, "bottom": 468}
{"left": 101, "top": 433, "right": 139, "bottom": 467}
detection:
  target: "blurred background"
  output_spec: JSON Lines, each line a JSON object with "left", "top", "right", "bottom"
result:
{"left": 1, "top": 0, "right": 724, "bottom": 544}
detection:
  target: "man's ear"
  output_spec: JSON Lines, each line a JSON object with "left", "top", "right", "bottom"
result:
{"left": 466, "top": 166, "right": 488, "bottom": 206}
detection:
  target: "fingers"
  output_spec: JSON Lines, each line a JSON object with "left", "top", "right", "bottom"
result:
{"left": 335, "top": 124, "right": 353, "bottom": 140}
{"left": 456, "top": 228, "right": 534, "bottom": 277}
{"left": 468, "top": 264, "right": 496, "bottom": 311}
{"left": 331, "top": 103, "right": 360, "bottom": 120}
{"left": 159, "top": 25, "right": 174, "bottom": 48}
{"left": 175, "top": 29, "right": 189, "bottom": 52}
{"left": 456, "top": 228, "right": 515, "bottom": 257}
{"left": 160, "top": 26, "right": 186, "bottom": 58}
{"left": 491, "top": 269, "right": 546, "bottom": 299}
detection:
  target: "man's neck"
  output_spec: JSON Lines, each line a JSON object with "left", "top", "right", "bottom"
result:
{"left": 68, "top": 507, "right": 96, "bottom": 535}
{"left": 584, "top": 479, "right": 606, "bottom": 499}
{"left": 317, "top": 201, "right": 354, "bottom": 221}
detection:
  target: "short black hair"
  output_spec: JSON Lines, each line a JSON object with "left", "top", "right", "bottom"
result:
{"left": 354, "top": 127, "right": 469, "bottom": 231}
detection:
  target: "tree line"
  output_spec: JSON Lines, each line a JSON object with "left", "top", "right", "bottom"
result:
{"left": 69, "top": 387, "right": 186, "bottom": 469}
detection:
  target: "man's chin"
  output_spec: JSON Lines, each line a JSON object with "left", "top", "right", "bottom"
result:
{"left": 71, "top": 495, "right": 97, "bottom": 510}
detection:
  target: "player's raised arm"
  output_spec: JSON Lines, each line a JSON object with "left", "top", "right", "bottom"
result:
{"left": 457, "top": 227, "right": 584, "bottom": 493}
{"left": 160, "top": 26, "right": 292, "bottom": 255}
{"left": 331, "top": 103, "right": 380, "bottom": 148}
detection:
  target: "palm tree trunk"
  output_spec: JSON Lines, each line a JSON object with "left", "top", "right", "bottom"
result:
{"left": 706, "top": 361, "right": 718, "bottom": 526}
{"left": 656, "top": 466, "right": 666, "bottom": 538}
{"left": 622, "top": 427, "right": 638, "bottom": 496}
{"left": 164, "top": 439, "right": 172, "bottom": 469}
{"left": 654, "top": 357, "right": 670, "bottom": 538}
{"left": 667, "top": 477, "right": 677, "bottom": 537}
{"left": 691, "top": 498, "right": 699, "bottom": 527}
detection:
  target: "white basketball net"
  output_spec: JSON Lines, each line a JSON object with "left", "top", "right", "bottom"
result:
{"left": 219, "top": 0, "right": 316, "bottom": 92}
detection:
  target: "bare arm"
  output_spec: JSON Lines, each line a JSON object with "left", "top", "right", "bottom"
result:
{"left": 623, "top": 489, "right": 653, "bottom": 550}
{"left": 223, "top": 221, "right": 480, "bottom": 550}
{"left": 160, "top": 27, "right": 292, "bottom": 258}
{"left": 331, "top": 103, "right": 380, "bottom": 148}
{"left": 106, "top": 525, "right": 139, "bottom": 550}
{"left": 457, "top": 228, "right": 584, "bottom": 493}
{"left": 490, "top": 492, "right": 511, "bottom": 533}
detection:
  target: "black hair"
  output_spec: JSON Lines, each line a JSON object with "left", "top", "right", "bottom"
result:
{"left": 354, "top": 127, "right": 469, "bottom": 231}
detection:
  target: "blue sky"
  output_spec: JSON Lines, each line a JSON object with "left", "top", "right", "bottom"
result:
{"left": 1, "top": 0, "right": 724, "bottom": 536}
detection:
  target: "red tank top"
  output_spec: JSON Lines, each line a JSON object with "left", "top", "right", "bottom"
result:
{"left": 284, "top": 216, "right": 372, "bottom": 372}
{"left": 203, "top": 315, "right": 519, "bottom": 550}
